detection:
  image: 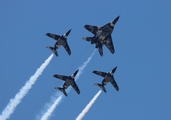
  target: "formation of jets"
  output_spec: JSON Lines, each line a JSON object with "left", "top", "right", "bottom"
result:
{"left": 46, "top": 16, "right": 120, "bottom": 96}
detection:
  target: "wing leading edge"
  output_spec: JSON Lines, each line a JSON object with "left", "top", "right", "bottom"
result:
{"left": 84, "top": 25, "right": 100, "bottom": 35}
{"left": 46, "top": 33, "right": 60, "bottom": 40}
{"left": 53, "top": 74, "right": 68, "bottom": 81}
{"left": 92, "top": 70, "right": 107, "bottom": 77}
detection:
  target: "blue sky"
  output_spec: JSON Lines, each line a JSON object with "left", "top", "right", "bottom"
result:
{"left": 0, "top": 1, "right": 171, "bottom": 120}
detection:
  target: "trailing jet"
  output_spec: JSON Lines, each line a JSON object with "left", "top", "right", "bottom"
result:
{"left": 53, "top": 69, "right": 80, "bottom": 96}
{"left": 93, "top": 67, "right": 119, "bottom": 93}
{"left": 46, "top": 29, "right": 72, "bottom": 57}
{"left": 83, "top": 16, "right": 120, "bottom": 56}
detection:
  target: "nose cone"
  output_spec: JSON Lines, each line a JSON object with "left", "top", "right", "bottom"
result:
{"left": 112, "top": 15, "right": 120, "bottom": 25}
{"left": 66, "top": 29, "right": 72, "bottom": 36}
{"left": 111, "top": 66, "right": 117, "bottom": 74}
{"left": 73, "top": 69, "right": 79, "bottom": 77}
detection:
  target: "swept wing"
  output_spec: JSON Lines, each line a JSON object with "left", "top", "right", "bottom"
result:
{"left": 46, "top": 33, "right": 60, "bottom": 40}
{"left": 92, "top": 70, "right": 107, "bottom": 77}
{"left": 103, "top": 35, "right": 115, "bottom": 54}
{"left": 84, "top": 25, "right": 100, "bottom": 35}
{"left": 63, "top": 42, "right": 71, "bottom": 55}
{"left": 71, "top": 81, "right": 80, "bottom": 94}
{"left": 110, "top": 78, "right": 119, "bottom": 91}
{"left": 53, "top": 74, "right": 68, "bottom": 81}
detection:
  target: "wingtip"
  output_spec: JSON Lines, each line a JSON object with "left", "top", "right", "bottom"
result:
{"left": 46, "top": 33, "right": 50, "bottom": 36}
{"left": 53, "top": 74, "right": 56, "bottom": 78}
{"left": 84, "top": 25, "right": 88, "bottom": 28}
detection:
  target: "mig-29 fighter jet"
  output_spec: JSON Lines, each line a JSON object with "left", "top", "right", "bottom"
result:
{"left": 93, "top": 67, "right": 119, "bottom": 93}
{"left": 46, "top": 29, "right": 72, "bottom": 57}
{"left": 54, "top": 69, "right": 80, "bottom": 96}
{"left": 83, "top": 16, "right": 120, "bottom": 56}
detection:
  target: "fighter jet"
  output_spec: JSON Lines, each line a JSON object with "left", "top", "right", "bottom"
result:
{"left": 46, "top": 29, "right": 72, "bottom": 57}
{"left": 53, "top": 69, "right": 80, "bottom": 96}
{"left": 83, "top": 16, "right": 120, "bottom": 56}
{"left": 93, "top": 67, "right": 119, "bottom": 93}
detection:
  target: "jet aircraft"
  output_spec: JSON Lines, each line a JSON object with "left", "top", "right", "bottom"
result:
{"left": 46, "top": 29, "right": 72, "bottom": 57}
{"left": 54, "top": 69, "right": 80, "bottom": 96}
{"left": 93, "top": 67, "right": 119, "bottom": 92}
{"left": 83, "top": 16, "right": 120, "bottom": 56}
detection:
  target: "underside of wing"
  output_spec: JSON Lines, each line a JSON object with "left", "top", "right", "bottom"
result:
{"left": 71, "top": 81, "right": 80, "bottom": 94}
{"left": 84, "top": 25, "right": 100, "bottom": 35}
{"left": 104, "top": 35, "right": 115, "bottom": 54}
{"left": 53, "top": 74, "right": 68, "bottom": 81}
{"left": 92, "top": 70, "right": 107, "bottom": 77}
{"left": 46, "top": 33, "right": 60, "bottom": 40}
{"left": 63, "top": 41, "right": 71, "bottom": 55}
{"left": 110, "top": 78, "right": 119, "bottom": 91}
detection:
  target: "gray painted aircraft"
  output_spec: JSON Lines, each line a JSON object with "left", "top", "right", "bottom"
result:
{"left": 46, "top": 29, "right": 72, "bottom": 57}
{"left": 54, "top": 69, "right": 80, "bottom": 96}
{"left": 93, "top": 66, "right": 119, "bottom": 93}
{"left": 83, "top": 16, "right": 120, "bottom": 56}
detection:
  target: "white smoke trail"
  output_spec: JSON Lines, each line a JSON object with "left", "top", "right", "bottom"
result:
{"left": 0, "top": 54, "right": 54, "bottom": 120}
{"left": 39, "top": 49, "right": 96, "bottom": 120}
{"left": 76, "top": 90, "right": 102, "bottom": 120}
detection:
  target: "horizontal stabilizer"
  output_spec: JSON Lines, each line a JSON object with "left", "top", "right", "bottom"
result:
{"left": 46, "top": 46, "right": 58, "bottom": 56}
{"left": 55, "top": 87, "right": 68, "bottom": 96}
{"left": 94, "top": 83, "right": 107, "bottom": 93}
{"left": 82, "top": 37, "right": 93, "bottom": 42}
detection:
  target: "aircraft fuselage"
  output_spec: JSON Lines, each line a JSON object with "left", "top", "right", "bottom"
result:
{"left": 91, "top": 25, "right": 114, "bottom": 44}
{"left": 103, "top": 73, "right": 113, "bottom": 84}
{"left": 54, "top": 36, "right": 66, "bottom": 49}
{"left": 63, "top": 78, "right": 74, "bottom": 89}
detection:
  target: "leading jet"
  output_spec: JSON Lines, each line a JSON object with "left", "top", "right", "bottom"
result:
{"left": 46, "top": 29, "right": 72, "bottom": 57}
{"left": 83, "top": 16, "right": 120, "bottom": 56}
{"left": 54, "top": 69, "right": 80, "bottom": 96}
{"left": 93, "top": 67, "right": 119, "bottom": 93}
